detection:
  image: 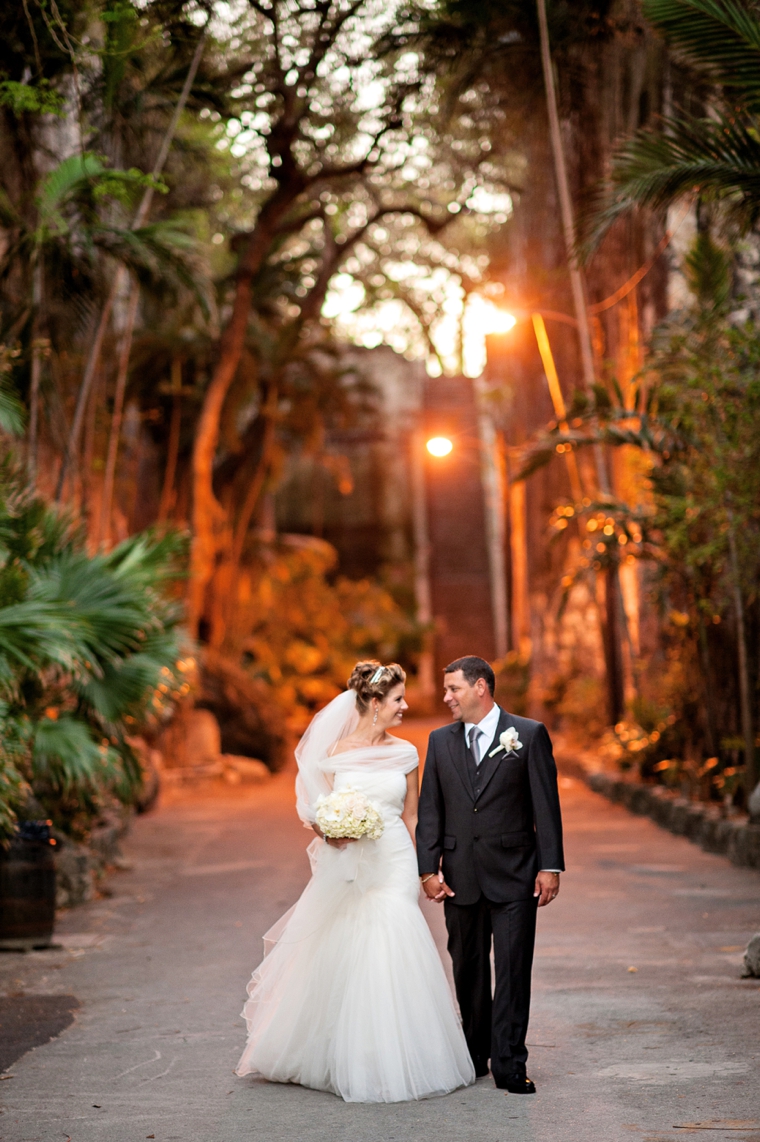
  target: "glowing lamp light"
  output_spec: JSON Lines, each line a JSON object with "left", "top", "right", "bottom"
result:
{"left": 461, "top": 295, "right": 517, "bottom": 377}
{"left": 426, "top": 436, "right": 453, "bottom": 458}
{"left": 480, "top": 306, "right": 517, "bottom": 336}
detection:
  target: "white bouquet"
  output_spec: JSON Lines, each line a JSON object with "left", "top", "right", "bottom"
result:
{"left": 315, "top": 788, "right": 384, "bottom": 840}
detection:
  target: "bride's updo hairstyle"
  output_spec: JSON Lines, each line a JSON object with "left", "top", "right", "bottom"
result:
{"left": 348, "top": 660, "right": 406, "bottom": 715}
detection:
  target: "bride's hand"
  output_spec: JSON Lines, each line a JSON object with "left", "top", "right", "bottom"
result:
{"left": 326, "top": 836, "right": 358, "bottom": 850}
{"left": 312, "top": 824, "right": 358, "bottom": 850}
{"left": 421, "top": 872, "right": 454, "bottom": 903}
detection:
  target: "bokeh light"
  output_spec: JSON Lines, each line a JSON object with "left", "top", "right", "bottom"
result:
{"left": 426, "top": 436, "right": 454, "bottom": 457}
{"left": 461, "top": 295, "right": 517, "bottom": 376}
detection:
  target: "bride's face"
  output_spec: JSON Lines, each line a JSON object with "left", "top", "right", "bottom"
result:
{"left": 375, "top": 683, "right": 408, "bottom": 728}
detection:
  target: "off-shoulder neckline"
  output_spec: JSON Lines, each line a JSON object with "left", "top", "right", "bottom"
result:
{"left": 326, "top": 734, "right": 415, "bottom": 759}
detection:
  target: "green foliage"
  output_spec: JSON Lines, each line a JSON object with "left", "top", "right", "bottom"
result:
{"left": 32, "top": 715, "right": 121, "bottom": 795}
{"left": 91, "top": 169, "right": 168, "bottom": 206}
{"left": 585, "top": 113, "right": 760, "bottom": 247}
{"left": 0, "top": 464, "right": 188, "bottom": 839}
{"left": 0, "top": 80, "right": 64, "bottom": 117}
{"left": 0, "top": 345, "right": 24, "bottom": 435}
{"left": 523, "top": 235, "right": 760, "bottom": 789}
{"left": 684, "top": 231, "right": 732, "bottom": 310}
{"left": 642, "top": 0, "right": 760, "bottom": 109}
{"left": 32, "top": 154, "right": 164, "bottom": 236}
{"left": 227, "top": 538, "right": 420, "bottom": 733}
{"left": 0, "top": 709, "right": 31, "bottom": 839}
{"left": 0, "top": 153, "right": 200, "bottom": 333}
{"left": 641, "top": 257, "right": 760, "bottom": 622}
{"left": 583, "top": 0, "right": 760, "bottom": 249}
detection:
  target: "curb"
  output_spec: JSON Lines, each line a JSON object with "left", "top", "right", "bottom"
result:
{"left": 558, "top": 755, "right": 760, "bottom": 871}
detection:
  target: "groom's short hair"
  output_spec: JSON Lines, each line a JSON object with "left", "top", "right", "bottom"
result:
{"left": 443, "top": 655, "right": 495, "bottom": 696}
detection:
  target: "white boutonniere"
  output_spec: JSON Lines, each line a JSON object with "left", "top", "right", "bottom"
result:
{"left": 489, "top": 727, "right": 523, "bottom": 758}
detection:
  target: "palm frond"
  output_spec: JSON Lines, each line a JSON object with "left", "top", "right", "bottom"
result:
{"left": 513, "top": 443, "right": 558, "bottom": 482}
{"left": 643, "top": 0, "right": 760, "bottom": 110}
{"left": 0, "top": 525, "right": 185, "bottom": 683}
{"left": 105, "top": 527, "right": 187, "bottom": 589}
{"left": 27, "top": 553, "right": 150, "bottom": 669}
{"left": 582, "top": 113, "right": 760, "bottom": 251}
{"left": 77, "top": 630, "right": 182, "bottom": 723}
{"left": 0, "top": 709, "right": 30, "bottom": 839}
{"left": 36, "top": 153, "right": 106, "bottom": 229}
{"left": 0, "top": 471, "right": 188, "bottom": 834}
{"left": 95, "top": 222, "right": 213, "bottom": 316}
{"left": 0, "top": 599, "right": 90, "bottom": 674}
{"left": 32, "top": 715, "right": 119, "bottom": 794}
{"left": 0, "top": 378, "right": 24, "bottom": 436}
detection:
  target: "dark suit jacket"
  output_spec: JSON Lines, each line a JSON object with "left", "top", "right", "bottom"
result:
{"left": 416, "top": 708, "right": 565, "bottom": 905}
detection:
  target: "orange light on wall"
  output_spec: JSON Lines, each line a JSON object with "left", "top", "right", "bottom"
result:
{"left": 426, "top": 436, "right": 453, "bottom": 457}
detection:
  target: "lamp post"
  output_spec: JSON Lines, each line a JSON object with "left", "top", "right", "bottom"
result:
{"left": 474, "top": 387, "right": 510, "bottom": 659}
{"left": 476, "top": 306, "right": 578, "bottom": 662}
{"left": 469, "top": 302, "right": 520, "bottom": 660}
{"left": 411, "top": 433, "right": 454, "bottom": 709}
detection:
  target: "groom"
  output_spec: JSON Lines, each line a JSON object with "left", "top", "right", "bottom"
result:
{"left": 416, "top": 655, "right": 564, "bottom": 1094}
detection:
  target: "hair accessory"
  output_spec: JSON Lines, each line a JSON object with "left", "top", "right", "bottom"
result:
{"left": 370, "top": 666, "right": 385, "bottom": 685}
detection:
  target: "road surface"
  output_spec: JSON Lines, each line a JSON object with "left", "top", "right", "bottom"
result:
{"left": 1, "top": 720, "right": 758, "bottom": 1142}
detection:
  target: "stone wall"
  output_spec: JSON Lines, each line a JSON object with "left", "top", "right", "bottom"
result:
{"left": 557, "top": 747, "right": 760, "bottom": 872}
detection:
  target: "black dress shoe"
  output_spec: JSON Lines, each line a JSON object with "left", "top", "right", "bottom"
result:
{"left": 494, "top": 1074, "right": 536, "bottom": 1094}
{"left": 474, "top": 1062, "right": 490, "bottom": 1078}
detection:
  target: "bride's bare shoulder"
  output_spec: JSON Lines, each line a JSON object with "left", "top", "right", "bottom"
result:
{"left": 327, "top": 736, "right": 360, "bottom": 757}
{"left": 386, "top": 734, "right": 418, "bottom": 754}
{"left": 327, "top": 733, "right": 415, "bottom": 757}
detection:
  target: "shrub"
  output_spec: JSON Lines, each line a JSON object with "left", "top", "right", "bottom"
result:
{"left": 0, "top": 463, "right": 188, "bottom": 839}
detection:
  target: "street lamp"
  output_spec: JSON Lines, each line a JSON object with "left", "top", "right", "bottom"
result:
{"left": 413, "top": 430, "right": 455, "bottom": 711}
{"left": 426, "top": 436, "right": 453, "bottom": 457}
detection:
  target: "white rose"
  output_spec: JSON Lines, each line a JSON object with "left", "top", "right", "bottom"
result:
{"left": 489, "top": 727, "right": 523, "bottom": 758}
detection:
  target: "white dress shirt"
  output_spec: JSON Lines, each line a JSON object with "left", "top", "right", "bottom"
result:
{"left": 463, "top": 703, "right": 501, "bottom": 764}
{"left": 463, "top": 704, "right": 560, "bottom": 875}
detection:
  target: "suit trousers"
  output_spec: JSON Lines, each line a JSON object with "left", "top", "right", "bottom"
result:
{"left": 444, "top": 894, "right": 538, "bottom": 1081}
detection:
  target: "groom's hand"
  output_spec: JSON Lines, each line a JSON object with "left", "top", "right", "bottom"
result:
{"left": 421, "top": 873, "right": 455, "bottom": 903}
{"left": 534, "top": 871, "right": 560, "bottom": 906}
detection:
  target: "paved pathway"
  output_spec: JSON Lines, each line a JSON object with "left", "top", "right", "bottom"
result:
{"left": 1, "top": 721, "right": 759, "bottom": 1142}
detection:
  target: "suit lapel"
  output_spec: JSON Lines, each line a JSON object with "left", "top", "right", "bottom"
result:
{"left": 473, "top": 708, "right": 513, "bottom": 801}
{"left": 446, "top": 722, "right": 474, "bottom": 800}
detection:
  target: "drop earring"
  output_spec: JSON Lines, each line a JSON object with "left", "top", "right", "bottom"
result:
{"left": 373, "top": 706, "right": 378, "bottom": 726}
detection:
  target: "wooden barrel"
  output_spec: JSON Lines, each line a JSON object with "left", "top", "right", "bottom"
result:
{"left": 0, "top": 822, "right": 56, "bottom": 951}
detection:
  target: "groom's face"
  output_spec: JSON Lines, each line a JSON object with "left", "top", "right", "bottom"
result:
{"left": 443, "top": 670, "right": 491, "bottom": 723}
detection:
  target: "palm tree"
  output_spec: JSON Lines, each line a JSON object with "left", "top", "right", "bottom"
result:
{"left": 586, "top": 0, "right": 760, "bottom": 245}
{"left": 0, "top": 460, "right": 188, "bottom": 839}
{"left": 583, "top": 0, "right": 760, "bottom": 790}
{"left": 0, "top": 153, "right": 206, "bottom": 486}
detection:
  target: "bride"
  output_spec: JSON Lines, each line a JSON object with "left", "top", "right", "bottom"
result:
{"left": 235, "top": 660, "right": 475, "bottom": 1103}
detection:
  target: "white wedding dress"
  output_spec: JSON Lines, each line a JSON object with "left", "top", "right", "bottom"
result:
{"left": 235, "top": 691, "right": 475, "bottom": 1103}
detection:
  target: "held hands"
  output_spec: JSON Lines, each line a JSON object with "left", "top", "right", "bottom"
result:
{"left": 421, "top": 871, "right": 455, "bottom": 904}
{"left": 421, "top": 870, "right": 559, "bottom": 905}
{"left": 533, "top": 870, "right": 560, "bottom": 906}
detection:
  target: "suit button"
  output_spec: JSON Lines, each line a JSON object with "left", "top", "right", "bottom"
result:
{"left": 473, "top": 807, "right": 478, "bottom": 813}
{"left": 474, "top": 835, "right": 480, "bottom": 840}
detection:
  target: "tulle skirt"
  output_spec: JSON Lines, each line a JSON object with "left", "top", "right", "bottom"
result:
{"left": 235, "top": 820, "right": 475, "bottom": 1103}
